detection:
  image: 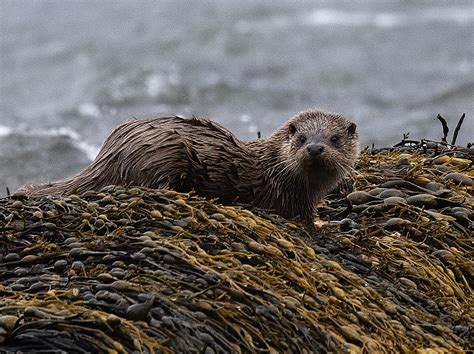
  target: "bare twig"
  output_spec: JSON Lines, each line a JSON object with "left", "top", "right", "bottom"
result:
{"left": 451, "top": 113, "right": 466, "bottom": 146}
{"left": 436, "top": 114, "right": 449, "bottom": 144}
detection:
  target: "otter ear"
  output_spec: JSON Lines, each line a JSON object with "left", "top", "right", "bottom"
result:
{"left": 288, "top": 123, "right": 297, "bottom": 136}
{"left": 347, "top": 123, "right": 357, "bottom": 135}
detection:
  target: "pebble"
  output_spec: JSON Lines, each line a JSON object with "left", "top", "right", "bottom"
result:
{"left": 11, "top": 200, "right": 24, "bottom": 209}
{"left": 433, "top": 164, "right": 452, "bottom": 173}
{"left": 69, "top": 247, "right": 85, "bottom": 258}
{"left": 339, "top": 218, "right": 359, "bottom": 232}
{"left": 100, "top": 195, "right": 115, "bottom": 204}
{"left": 110, "top": 268, "right": 126, "bottom": 279}
{"left": 4, "top": 253, "right": 20, "bottom": 262}
{"left": 66, "top": 242, "right": 84, "bottom": 249}
{"left": 32, "top": 211, "right": 43, "bottom": 219}
{"left": 64, "top": 237, "right": 79, "bottom": 245}
{"left": 95, "top": 290, "right": 126, "bottom": 304}
{"left": 71, "top": 261, "right": 86, "bottom": 274}
{"left": 132, "top": 252, "right": 147, "bottom": 261}
{"left": 28, "top": 281, "right": 49, "bottom": 292}
{"left": 230, "top": 242, "right": 246, "bottom": 251}
{"left": 11, "top": 191, "right": 27, "bottom": 199}
{"left": 140, "top": 247, "right": 154, "bottom": 255}
{"left": 94, "top": 218, "right": 105, "bottom": 228}
{"left": 97, "top": 273, "right": 115, "bottom": 283}
{"left": 116, "top": 218, "right": 129, "bottom": 225}
{"left": 424, "top": 182, "right": 445, "bottom": 192}
{"left": 346, "top": 191, "right": 379, "bottom": 205}
{"left": 102, "top": 254, "right": 117, "bottom": 263}
{"left": 406, "top": 194, "right": 439, "bottom": 209}
{"left": 451, "top": 207, "right": 472, "bottom": 218}
{"left": 100, "top": 185, "right": 116, "bottom": 193}
{"left": 143, "top": 231, "right": 157, "bottom": 238}
{"left": 368, "top": 188, "right": 386, "bottom": 196}
{"left": 125, "top": 296, "right": 155, "bottom": 321}
{"left": 378, "top": 189, "right": 407, "bottom": 198}
{"left": 13, "top": 268, "right": 29, "bottom": 276}
{"left": 16, "top": 277, "right": 34, "bottom": 284}
{"left": 43, "top": 222, "right": 57, "bottom": 230}
{"left": 396, "top": 157, "right": 410, "bottom": 166}
{"left": 0, "top": 315, "right": 19, "bottom": 331}
{"left": 385, "top": 218, "right": 411, "bottom": 231}
{"left": 86, "top": 202, "right": 100, "bottom": 212}
{"left": 444, "top": 172, "right": 472, "bottom": 186}
{"left": 112, "top": 261, "right": 126, "bottom": 268}
{"left": 194, "top": 311, "right": 207, "bottom": 321}
{"left": 54, "top": 260, "right": 68, "bottom": 272}
{"left": 452, "top": 212, "right": 471, "bottom": 226}
{"left": 412, "top": 176, "right": 431, "bottom": 186}
{"left": 161, "top": 316, "right": 175, "bottom": 328}
{"left": 21, "top": 255, "right": 39, "bottom": 263}
{"left": 83, "top": 292, "right": 95, "bottom": 302}
{"left": 383, "top": 197, "right": 406, "bottom": 206}
{"left": 9, "top": 284, "right": 26, "bottom": 291}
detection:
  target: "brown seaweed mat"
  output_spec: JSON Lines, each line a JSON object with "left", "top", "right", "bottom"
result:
{"left": 0, "top": 141, "right": 472, "bottom": 353}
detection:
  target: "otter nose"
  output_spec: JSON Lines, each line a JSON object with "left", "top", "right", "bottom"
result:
{"left": 307, "top": 143, "right": 325, "bottom": 156}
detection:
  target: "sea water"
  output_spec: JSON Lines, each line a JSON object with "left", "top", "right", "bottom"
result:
{"left": 1, "top": 0, "right": 472, "bottom": 194}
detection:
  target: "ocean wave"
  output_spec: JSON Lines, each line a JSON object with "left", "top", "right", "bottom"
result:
{"left": 0, "top": 125, "right": 99, "bottom": 161}
{"left": 234, "top": 6, "right": 473, "bottom": 34}
{"left": 304, "top": 7, "right": 473, "bottom": 28}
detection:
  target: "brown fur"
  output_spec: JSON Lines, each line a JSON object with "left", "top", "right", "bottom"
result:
{"left": 20, "top": 110, "right": 359, "bottom": 222}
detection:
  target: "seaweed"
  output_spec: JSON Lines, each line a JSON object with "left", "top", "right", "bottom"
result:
{"left": 0, "top": 135, "right": 472, "bottom": 352}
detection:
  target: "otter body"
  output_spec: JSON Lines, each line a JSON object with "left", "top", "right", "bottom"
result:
{"left": 22, "top": 110, "right": 359, "bottom": 222}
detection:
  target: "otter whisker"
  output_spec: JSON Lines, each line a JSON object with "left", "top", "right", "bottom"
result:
{"left": 269, "top": 158, "right": 296, "bottom": 175}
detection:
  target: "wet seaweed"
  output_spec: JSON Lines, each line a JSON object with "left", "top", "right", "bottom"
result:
{"left": 0, "top": 137, "right": 472, "bottom": 352}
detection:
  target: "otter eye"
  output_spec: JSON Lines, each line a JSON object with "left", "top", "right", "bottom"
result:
{"left": 298, "top": 135, "right": 307, "bottom": 144}
{"left": 330, "top": 135, "right": 340, "bottom": 145}
{"left": 288, "top": 123, "right": 296, "bottom": 136}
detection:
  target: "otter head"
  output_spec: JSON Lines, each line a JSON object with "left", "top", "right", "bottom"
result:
{"left": 283, "top": 110, "right": 359, "bottom": 184}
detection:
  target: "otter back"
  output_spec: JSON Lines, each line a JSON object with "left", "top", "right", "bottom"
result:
{"left": 22, "top": 117, "right": 263, "bottom": 202}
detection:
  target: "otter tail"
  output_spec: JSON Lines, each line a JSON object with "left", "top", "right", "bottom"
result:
{"left": 17, "top": 176, "right": 81, "bottom": 196}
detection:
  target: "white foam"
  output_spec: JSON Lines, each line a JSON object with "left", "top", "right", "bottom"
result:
{"left": 373, "top": 13, "right": 406, "bottom": 28}
{"left": 304, "top": 7, "right": 473, "bottom": 28}
{"left": 78, "top": 103, "right": 101, "bottom": 118}
{"left": 0, "top": 125, "right": 12, "bottom": 137}
{"left": 41, "top": 127, "right": 99, "bottom": 161}
{"left": 239, "top": 114, "right": 252, "bottom": 123}
{"left": 146, "top": 73, "right": 167, "bottom": 97}
{"left": 306, "top": 9, "right": 370, "bottom": 26}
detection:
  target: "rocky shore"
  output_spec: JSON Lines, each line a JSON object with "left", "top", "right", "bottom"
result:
{"left": 0, "top": 139, "right": 472, "bottom": 352}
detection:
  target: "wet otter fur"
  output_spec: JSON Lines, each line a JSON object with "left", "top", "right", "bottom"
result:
{"left": 21, "top": 110, "right": 359, "bottom": 223}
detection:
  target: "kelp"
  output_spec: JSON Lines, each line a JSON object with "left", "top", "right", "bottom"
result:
{"left": 0, "top": 138, "right": 472, "bottom": 353}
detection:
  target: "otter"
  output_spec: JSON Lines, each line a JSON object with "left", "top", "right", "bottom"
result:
{"left": 20, "top": 110, "right": 359, "bottom": 223}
